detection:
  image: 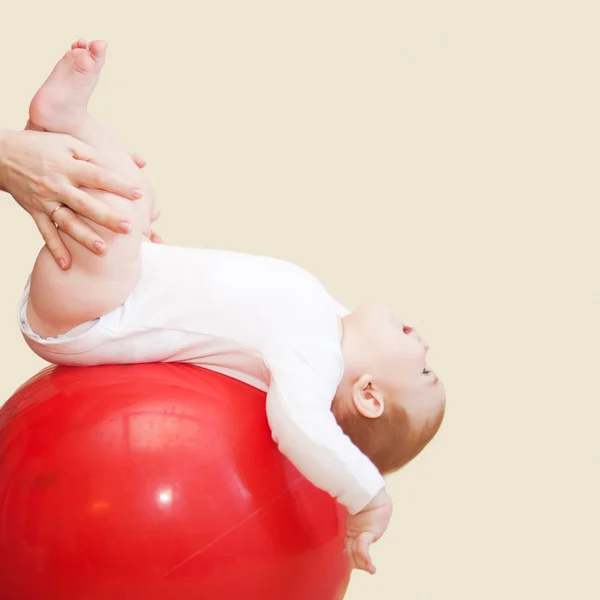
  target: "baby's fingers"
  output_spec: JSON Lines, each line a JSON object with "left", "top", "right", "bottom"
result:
{"left": 356, "top": 532, "right": 376, "bottom": 574}
{"left": 346, "top": 534, "right": 376, "bottom": 575}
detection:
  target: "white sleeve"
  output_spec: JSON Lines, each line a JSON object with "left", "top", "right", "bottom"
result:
{"left": 264, "top": 343, "right": 385, "bottom": 515}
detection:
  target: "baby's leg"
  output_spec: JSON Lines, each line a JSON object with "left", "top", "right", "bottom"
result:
{"left": 27, "top": 40, "right": 155, "bottom": 338}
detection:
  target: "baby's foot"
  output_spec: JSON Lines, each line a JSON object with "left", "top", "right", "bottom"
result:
{"left": 24, "top": 119, "right": 44, "bottom": 132}
{"left": 29, "top": 39, "right": 107, "bottom": 134}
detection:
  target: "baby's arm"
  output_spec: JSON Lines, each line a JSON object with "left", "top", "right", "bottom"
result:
{"left": 264, "top": 344, "right": 392, "bottom": 573}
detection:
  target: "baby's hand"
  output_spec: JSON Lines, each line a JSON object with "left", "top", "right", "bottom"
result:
{"left": 345, "top": 488, "right": 393, "bottom": 575}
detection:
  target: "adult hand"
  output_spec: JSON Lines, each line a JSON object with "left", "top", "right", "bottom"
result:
{"left": 149, "top": 230, "right": 164, "bottom": 244}
{"left": 148, "top": 204, "right": 164, "bottom": 244}
{"left": 0, "top": 129, "right": 145, "bottom": 270}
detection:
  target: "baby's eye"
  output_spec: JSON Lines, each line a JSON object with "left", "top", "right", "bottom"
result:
{"left": 422, "top": 367, "right": 431, "bottom": 375}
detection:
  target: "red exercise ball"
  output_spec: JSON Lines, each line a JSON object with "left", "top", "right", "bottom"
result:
{"left": 0, "top": 363, "right": 350, "bottom": 600}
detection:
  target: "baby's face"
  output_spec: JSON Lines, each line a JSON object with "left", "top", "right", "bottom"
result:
{"left": 352, "top": 303, "right": 446, "bottom": 423}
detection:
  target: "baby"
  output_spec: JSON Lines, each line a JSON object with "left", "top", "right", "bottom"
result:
{"left": 18, "top": 40, "right": 446, "bottom": 575}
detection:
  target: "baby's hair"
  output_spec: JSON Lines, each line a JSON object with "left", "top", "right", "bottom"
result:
{"left": 331, "top": 393, "right": 445, "bottom": 475}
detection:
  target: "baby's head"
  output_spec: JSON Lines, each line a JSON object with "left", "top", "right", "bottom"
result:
{"left": 332, "top": 303, "right": 446, "bottom": 474}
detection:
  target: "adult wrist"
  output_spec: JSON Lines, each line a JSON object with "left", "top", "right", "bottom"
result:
{"left": 0, "top": 129, "right": 10, "bottom": 192}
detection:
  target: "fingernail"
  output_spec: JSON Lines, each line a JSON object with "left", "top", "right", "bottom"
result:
{"left": 59, "top": 259, "right": 67, "bottom": 270}
{"left": 132, "top": 188, "right": 143, "bottom": 199}
{"left": 94, "top": 241, "right": 107, "bottom": 255}
{"left": 118, "top": 221, "right": 132, "bottom": 234}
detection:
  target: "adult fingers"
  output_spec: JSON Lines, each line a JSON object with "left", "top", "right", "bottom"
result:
{"left": 131, "top": 153, "right": 147, "bottom": 169}
{"left": 49, "top": 203, "right": 108, "bottom": 257}
{"left": 149, "top": 230, "right": 164, "bottom": 244}
{"left": 32, "top": 212, "right": 71, "bottom": 270}
{"left": 74, "top": 160, "right": 143, "bottom": 201}
{"left": 59, "top": 186, "right": 132, "bottom": 236}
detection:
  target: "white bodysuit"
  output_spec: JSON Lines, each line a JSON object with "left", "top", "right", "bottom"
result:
{"left": 18, "top": 242, "right": 385, "bottom": 515}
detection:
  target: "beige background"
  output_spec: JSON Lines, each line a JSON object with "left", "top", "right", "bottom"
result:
{"left": 1, "top": 1, "right": 599, "bottom": 598}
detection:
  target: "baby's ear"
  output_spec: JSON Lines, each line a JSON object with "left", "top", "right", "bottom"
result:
{"left": 351, "top": 375, "right": 385, "bottom": 419}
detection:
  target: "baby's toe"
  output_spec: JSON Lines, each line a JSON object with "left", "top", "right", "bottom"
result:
{"left": 72, "top": 39, "right": 88, "bottom": 50}
{"left": 89, "top": 40, "right": 108, "bottom": 63}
